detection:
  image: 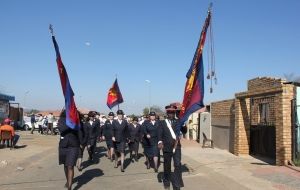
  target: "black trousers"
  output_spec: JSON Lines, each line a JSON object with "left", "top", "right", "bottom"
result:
{"left": 163, "top": 148, "right": 184, "bottom": 188}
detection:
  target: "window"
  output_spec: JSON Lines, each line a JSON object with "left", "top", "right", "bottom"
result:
{"left": 259, "top": 103, "right": 269, "bottom": 124}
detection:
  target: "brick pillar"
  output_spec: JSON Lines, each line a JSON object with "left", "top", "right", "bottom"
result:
{"left": 276, "top": 85, "right": 294, "bottom": 165}
{"left": 234, "top": 98, "right": 250, "bottom": 155}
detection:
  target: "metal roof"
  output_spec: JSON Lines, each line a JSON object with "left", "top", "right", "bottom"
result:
{"left": 0, "top": 93, "right": 15, "bottom": 101}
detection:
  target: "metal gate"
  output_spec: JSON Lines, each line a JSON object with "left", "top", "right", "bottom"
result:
{"left": 292, "top": 96, "right": 300, "bottom": 165}
{"left": 250, "top": 96, "right": 276, "bottom": 159}
{"left": 250, "top": 124, "right": 276, "bottom": 159}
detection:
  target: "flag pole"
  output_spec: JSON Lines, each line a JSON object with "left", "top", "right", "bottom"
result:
{"left": 49, "top": 24, "right": 54, "bottom": 36}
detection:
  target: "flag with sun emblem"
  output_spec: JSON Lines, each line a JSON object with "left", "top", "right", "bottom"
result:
{"left": 176, "top": 10, "right": 211, "bottom": 135}
{"left": 107, "top": 79, "right": 124, "bottom": 109}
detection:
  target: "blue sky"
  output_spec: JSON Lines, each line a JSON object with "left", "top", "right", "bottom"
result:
{"left": 0, "top": 0, "right": 299, "bottom": 114}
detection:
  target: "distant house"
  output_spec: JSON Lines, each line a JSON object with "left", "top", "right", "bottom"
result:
{"left": 0, "top": 93, "right": 15, "bottom": 123}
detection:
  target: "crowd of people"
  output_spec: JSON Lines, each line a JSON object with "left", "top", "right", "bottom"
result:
{"left": 29, "top": 112, "right": 57, "bottom": 135}
{"left": 58, "top": 104, "right": 187, "bottom": 190}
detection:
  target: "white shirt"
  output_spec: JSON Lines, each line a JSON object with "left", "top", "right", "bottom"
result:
{"left": 48, "top": 114, "right": 54, "bottom": 123}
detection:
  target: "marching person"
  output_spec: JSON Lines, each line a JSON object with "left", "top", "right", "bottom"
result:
{"left": 101, "top": 112, "right": 115, "bottom": 162}
{"left": 128, "top": 116, "right": 141, "bottom": 162}
{"left": 57, "top": 110, "right": 80, "bottom": 190}
{"left": 86, "top": 112, "right": 100, "bottom": 161}
{"left": 112, "top": 109, "right": 128, "bottom": 172}
{"left": 158, "top": 105, "right": 187, "bottom": 190}
{"left": 143, "top": 111, "right": 160, "bottom": 172}
{"left": 76, "top": 113, "right": 89, "bottom": 171}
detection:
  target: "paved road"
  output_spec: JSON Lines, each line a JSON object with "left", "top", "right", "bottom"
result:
{"left": 0, "top": 131, "right": 300, "bottom": 190}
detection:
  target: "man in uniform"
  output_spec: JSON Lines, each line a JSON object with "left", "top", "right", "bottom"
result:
{"left": 158, "top": 105, "right": 187, "bottom": 190}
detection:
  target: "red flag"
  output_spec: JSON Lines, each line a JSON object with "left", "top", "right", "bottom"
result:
{"left": 107, "top": 79, "right": 124, "bottom": 109}
{"left": 51, "top": 35, "right": 80, "bottom": 130}
{"left": 176, "top": 10, "right": 211, "bottom": 135}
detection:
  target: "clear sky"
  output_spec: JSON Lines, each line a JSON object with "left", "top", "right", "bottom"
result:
{"left": 0, "top": 0, "right": 299, "bottom": 115}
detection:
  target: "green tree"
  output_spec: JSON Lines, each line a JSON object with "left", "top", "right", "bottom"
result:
{"left": 142, "top": 105, "right": 164, "bottom": 116}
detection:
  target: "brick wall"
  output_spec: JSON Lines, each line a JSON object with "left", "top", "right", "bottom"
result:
{"left": 248, "top": 77, "right": 284, "bottom": 91}
{"left": 211, "top": 99, "right": 235, "bottom": 152}
{"left": 250, "top": 96, "right": 276, "bottom": 126}
{"left": 211, "top": 99, "right": 235, "bottom": 127}
{"left": 211, "top": 77, "right": 295, "bottom": 165}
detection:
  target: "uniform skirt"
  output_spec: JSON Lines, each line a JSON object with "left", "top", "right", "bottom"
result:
{"left": 128, "top": 140, "right": 139, "bottom": 152}
{"left": 59, "top": 147, "right": 79, "bottom": 167}
{"left": 144, "top": 144, "right": 159, "bottom": 158}
{"left": 113, "top": 141, "right": 125, "bottom": 153}
{"left": 106, "top": 139, "right": 113, "bottom": 149}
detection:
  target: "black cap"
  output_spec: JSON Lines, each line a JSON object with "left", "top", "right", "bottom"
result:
{"left": 165, "top": 105, "right": 177, "bottom": 112}
{"left": 108, "top": 112, "right": 114, "bottom": 116}
{"left": 149, "top": 111, "right": 156, "bottom": 116}
{"left": 88, "top": 111, "right": 95, "bottom": 117}
{"left": 132, "top": 117, "right": 138, "bottom": 122}
{"left": 116, "top": 110, "right": 124, "bottom": 115}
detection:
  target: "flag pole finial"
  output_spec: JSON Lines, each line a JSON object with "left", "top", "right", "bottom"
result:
{"left": 208, "top": 2, "right": 213, "bottom": 13}
{"left": 49, "top": 24, "right": 54, "bottom": 36}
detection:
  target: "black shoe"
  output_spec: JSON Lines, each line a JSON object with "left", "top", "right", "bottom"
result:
{"left": 154, "top": 168, "right": 158, "bottom": 173}
{"left": 121, "top": 166, "right": 124, "bottom": 172}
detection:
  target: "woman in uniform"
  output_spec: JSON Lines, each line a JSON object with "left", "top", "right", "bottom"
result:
{"left": 128, "top": 117, "right": 141, "bottom": 162}
{"left": 112, "top": 110, "right": 128, "bottom": 172}
{"left": 142, "top": 111, "right": 160, "bottom": 172}
{"left": 101, "top": 112, "right": 115, "bottom": 161}
{"left": 58, "top": 110, "right": 80, "bottom": 190}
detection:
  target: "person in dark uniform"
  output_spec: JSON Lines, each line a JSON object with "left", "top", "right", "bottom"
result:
{"left": 112, "top": 109, "right": 128, "bottom": 172}
{"left": 86, "top": 112, "right": 100, "bottom": 161}
{"left": 58, "top": 110, "right": 80, "bottom": 190}
{"left": 101, "top": 112, "right": 115, "bottom": 162}
{"left": 158, "top": 105, "right": 187, "bottom": 190}
{"left": 143, "top": 111, "right": 160, "bottom": 172}
{"left": 128, "top": 116, "right": 141, "bottom": 162}
{"left": 76, "top": 113, "right": 89, "bottom": 171}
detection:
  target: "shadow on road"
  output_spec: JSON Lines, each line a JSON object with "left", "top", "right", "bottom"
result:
{"left": 81, "top": 146, "right": 107, "bottom": 170}
{"left": 73, "top": 168, "right": 104, "bottom": 190}
{"left": 14, "top": 145, "right": 27, "bottom": 149}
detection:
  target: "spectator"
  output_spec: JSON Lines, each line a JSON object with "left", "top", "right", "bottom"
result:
{"left": 47, "top": 113, "right": 55, "bottom": 135}
{"left": 38, "top": 114, "right": 44, "bottom": 134}
{"left": 30, "top": 114, "right": 36, "bottom": 134}
{"left": 0, "top": 118, "right": 20, "bottom": 148}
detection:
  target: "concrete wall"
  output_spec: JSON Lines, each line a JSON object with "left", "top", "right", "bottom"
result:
{"left": 199, "top": 112, "right": 211, "bottom": 144}
{"left": 187, "top": 113, "right": 200, "bottom": 141}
